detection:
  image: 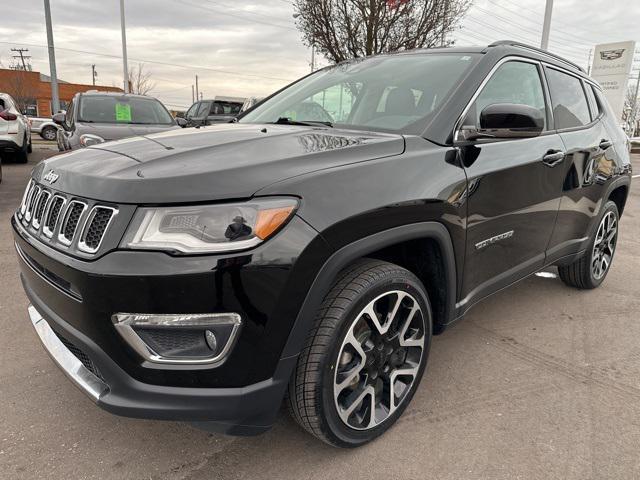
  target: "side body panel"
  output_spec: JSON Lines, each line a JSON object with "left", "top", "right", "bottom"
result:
{"left": 457, "top": 134, "right": 566, "bottom": 310}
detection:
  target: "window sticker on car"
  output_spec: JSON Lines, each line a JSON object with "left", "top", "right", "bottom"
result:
{"left": 115, "top": 103, "right": 132, "bottom": 122}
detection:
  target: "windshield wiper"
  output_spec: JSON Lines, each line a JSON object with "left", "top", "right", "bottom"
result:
{"left": 272, "top": 117, "right": 333, "bottom": 128}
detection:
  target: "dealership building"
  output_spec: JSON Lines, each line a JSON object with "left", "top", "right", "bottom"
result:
{"left": 0, "top": 68, "right": 122, "bottom": 117}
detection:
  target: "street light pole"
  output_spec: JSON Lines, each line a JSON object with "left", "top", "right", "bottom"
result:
{"left": 91, "top": 64, "right": 97, "bottom": 86}
{"left": 120, "top": 0, "right": 130, "bottom": 93}
{"left": 43, "top": 0, "right": 60, "bottom": 114}
{"left": 540, "top": 0, "right": 553, "bottom": 50}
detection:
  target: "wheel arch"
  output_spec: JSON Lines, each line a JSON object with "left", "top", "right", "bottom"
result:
{"left": 280, "top": 222, "right": 457, "bottom": 359}
{"left": 608, "top": 183, "right": 629, "bottom": 217}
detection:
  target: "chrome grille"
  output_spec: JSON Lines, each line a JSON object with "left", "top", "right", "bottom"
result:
{"left": 19, "top": 181, "right": 33, "bottom": 216}
{"left": 32, "top": 191, "right": 51, "bottom": 229}
{"left": 16, "top": 180, "right": 119, "bottom": 256}
{"left": 59, "top": 201, "right": 87, "bottom": 245}
{"left": 43, "top": 196, "right": 65, "bottom": 238}
{"left": 24, "top": 185, "right": 41, "bottom": 222}
{"left": 78, "top": 207, "right": 117, "bottom": 253}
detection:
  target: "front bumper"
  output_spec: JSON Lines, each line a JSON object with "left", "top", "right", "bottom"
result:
{"left": 14, "top": 213, "right": 333, "bottom": 433}
{"left": 27, "top": 303, "right": 295, "bottom": 434}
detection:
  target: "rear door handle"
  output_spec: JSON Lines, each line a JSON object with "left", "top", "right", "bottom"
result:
{"left": 599, "top": 139, "right": 612, "bottom": 150}
{"left": 542, "top": 150, "right": 565, "bottom": 167}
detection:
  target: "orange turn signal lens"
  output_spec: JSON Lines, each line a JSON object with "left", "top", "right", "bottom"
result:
{"left": 254, "top": 206, "right": 295, "bottom": 240}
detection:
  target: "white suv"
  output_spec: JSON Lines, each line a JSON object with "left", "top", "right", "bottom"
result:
{"left": 0, "top": 93, "right": 32, "bottom": 166}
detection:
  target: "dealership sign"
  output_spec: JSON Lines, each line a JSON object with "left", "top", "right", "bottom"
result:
{"left": 590, "top": 41, "right": 636, "bottom": 121}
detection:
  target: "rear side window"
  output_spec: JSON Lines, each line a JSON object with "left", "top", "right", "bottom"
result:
{"left": 545, "top": 68, "right": 591, "bottom": 129}
{"left": 467, "top": 61, "right": 547, "bottom": 129}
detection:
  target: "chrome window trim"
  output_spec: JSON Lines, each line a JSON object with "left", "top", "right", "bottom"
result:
{"left": 57, "top": 200, "right": 88, "bottom": 246}
{"left": 42, "top": 195, "right": 66, "bottom": 238}
{"left": 31, "top": 190, "right": 51, "bottom": 230}
{"left": 78, "top": 206, "right": 118, "bottom": 254}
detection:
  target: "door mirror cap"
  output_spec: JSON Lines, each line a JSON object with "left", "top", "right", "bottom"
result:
{"left": 52, "top": 112, "right": 66, "bottom": 126}
{"left": 460, "top": 103, "right": 545, "bottom": 141}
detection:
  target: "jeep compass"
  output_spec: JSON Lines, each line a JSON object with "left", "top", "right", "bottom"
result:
{"left": 13, "top": 41, "right": 631, "bottom": 447}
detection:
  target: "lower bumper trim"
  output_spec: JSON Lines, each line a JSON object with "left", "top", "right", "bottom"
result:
{"left": 28, "top": 305, "right": 109, "bottom": 401}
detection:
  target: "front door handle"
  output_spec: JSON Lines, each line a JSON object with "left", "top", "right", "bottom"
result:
{"left": 542, "top": 150, "right": 565, "bottom": 167}
{"left": 599, "top": 139, "right": 612, "bottom": 150}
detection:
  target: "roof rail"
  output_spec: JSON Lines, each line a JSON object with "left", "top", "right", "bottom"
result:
{"left": 488, "top": 40, "right": 586, "bottom": 73}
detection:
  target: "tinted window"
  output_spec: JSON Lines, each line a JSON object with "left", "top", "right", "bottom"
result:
{"left": 240, "top": 53, "right": 479, "bottom": 133}
{"left": 78, "top": 96, "right": 174, "bottom": 125}
{"left": 196, "top": 102, "right": 210, "bottom": 117}
{"left": 185, "top": 102, "right": 199, "bottom": 118}
{"left": 468, "top": 61, "right": 547, "bottom": 129}
{"left": 545, "top": 68, "right": 591, "bottom": 129}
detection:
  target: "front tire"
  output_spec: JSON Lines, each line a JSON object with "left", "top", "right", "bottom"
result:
{"left": 287, "top": 259, "right": 432, "bottom": 447}
{"left": 41, "top": 126, "right": 57, "bottom": 141}
{"left": 558, "top": 200, "right": 619, "bottom": 289}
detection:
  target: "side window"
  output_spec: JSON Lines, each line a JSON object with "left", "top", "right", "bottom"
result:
{"left": 66, "top": 100, "right": 75, "bottom": 127}
{"left": 196, "top": 102, "right": 210, "bottom": 118}
{"left": 545, "top": 68, "right": 591, "bottom": 129}
{"left": 584, "top": 84, "right": 601, "bottom": 120}
{"left": 185, "top": 102, "right": 199, "bottom": 119}
{"left": 468, "top": 61, "right": 547, "bottom": 129}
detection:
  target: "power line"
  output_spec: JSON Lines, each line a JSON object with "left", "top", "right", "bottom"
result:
{"left": 176, "top": 0, "right": 297, "bottom": 31}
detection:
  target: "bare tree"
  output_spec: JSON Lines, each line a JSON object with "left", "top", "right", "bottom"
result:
{"left": 293, "top": 0, "right": 472, "bottom": 64}
{"left": 3, "top": 70, "right": 37, "bottom": 113}
{"left": 623, "top": 85, "right": 640, "bottom": 136}
{"left": 127, "top": 63, "right": 156, "bottom": 95}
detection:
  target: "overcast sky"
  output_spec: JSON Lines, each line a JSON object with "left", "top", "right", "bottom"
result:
{"left": 2, "top": 0, "right": 639, "bottom": 110}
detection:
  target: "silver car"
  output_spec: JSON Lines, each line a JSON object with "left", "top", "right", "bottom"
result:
{"left": 54, "top": 91, "right": 185, "bottom": 151}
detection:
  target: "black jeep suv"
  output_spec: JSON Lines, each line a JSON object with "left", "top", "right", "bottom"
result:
{"left": 13, "top": 41, "right": 631, "bottom": 447}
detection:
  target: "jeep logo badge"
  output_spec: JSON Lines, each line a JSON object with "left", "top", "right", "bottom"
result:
{"left": 43, "top": 170, "right": 59, "bottom": 184}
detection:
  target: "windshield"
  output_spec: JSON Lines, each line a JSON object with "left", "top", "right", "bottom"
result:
{"left": 78, "top": 95, "right": 174, "bottom": 125}
{"left": 240, "top": 53, "right": 479, "bottom": 133}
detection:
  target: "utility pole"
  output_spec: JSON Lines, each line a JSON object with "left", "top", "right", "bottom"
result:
{"left": 587, "top": 49, "right": 593, "bottom": 75}
{"left": 119, "top": 0, "right": 130, "bottom": 93}
{"left": 540, "top": 0, "right": 553, "bottom": 50}
{"left": 311, "top": 40, "right": 315, "bottom": 72}
{"left": 191, "top": 85, "right": 195, "bottom": 103}
{"left": 91, "top": 64, "right": 97, "bottom": 86}
{"left": 43, "top": 0, "right": 60, "bottom": 114}
{"left": 195, "top": 75, "right": 199, "bottom": 102}
{"left": 10, "top": 48, "right": 31, "bottom": 70}
{"left": 200, "top": 92, "right": 203, "bottom": 101}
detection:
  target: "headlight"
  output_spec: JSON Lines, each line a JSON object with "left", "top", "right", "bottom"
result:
{"left": 121, "top": 197, "right": 298, "bottom": 254}
{"left": 79, "top": 134, "right": 106, "bottom": 147}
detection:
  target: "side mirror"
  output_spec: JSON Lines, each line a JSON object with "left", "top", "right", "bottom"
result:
{"left": 460, "top": 103, "right": 544, "bottom": 141}
{"left": 176, "top": 117, "right": 187, "bottom": 128}
{"left": 52, "top": 112, "right": 66, "bottom": 126}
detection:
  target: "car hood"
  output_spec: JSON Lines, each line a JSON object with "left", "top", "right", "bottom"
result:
{"left": 76, "top": 122, "right": 180, "bottom": 141}
{"left": 34, "top": 123, "right": 405, "bottom": 203}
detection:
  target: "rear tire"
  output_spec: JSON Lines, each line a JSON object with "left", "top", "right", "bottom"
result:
{"left": 287, "top": 259, "right": 432, "bottom": 447}
{"left": 15, "top": 134, "right": 28, "bottom": 163}
{"left": 558, "top": 200, "right": 619, "bottom": 289}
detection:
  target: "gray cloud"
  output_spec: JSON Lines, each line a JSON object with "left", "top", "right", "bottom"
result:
{"left": 1, "top": 0, "right": 639, "bottom": 110}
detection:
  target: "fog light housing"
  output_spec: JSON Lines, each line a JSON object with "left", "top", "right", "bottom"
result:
{"left": 111, "top": 313, "right": 242, "bottom": 366}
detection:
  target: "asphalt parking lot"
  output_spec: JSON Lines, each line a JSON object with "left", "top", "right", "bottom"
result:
{"left": 1, "top": 145, "right": 639, "bottom": 480}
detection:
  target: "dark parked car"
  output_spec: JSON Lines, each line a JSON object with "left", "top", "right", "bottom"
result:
{"left": 53, "top": 91, "right": 184, "bottom": 151}
{"left": 183, "top": 98, "right": 244, "bottom": 126}
{"left": 14, "top": 41, "right": 631, "bottom": 447}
